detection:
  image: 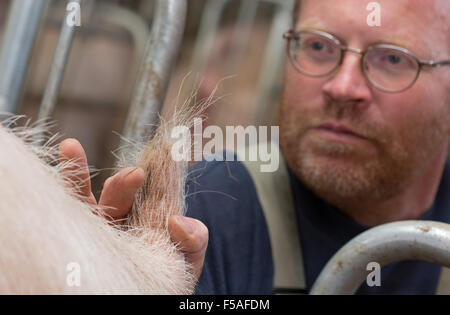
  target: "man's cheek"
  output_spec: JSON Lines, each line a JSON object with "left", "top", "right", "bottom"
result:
{"left": 284, "top": 77, "right": 323, "bottom": 112}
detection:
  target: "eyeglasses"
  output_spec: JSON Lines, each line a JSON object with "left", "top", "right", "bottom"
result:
{"left": 283, "top": 29, "right": 450, "bottom": 93}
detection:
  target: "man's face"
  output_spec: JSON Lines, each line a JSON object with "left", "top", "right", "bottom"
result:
{"left": 280, "top": 0, "right": 450, "bottom": 207}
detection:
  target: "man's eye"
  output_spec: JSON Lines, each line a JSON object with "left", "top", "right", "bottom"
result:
{"left": 311, "top": 41, "right": 325, "bottom": 51}
{"left": 387, "top": 54, "right": 402, "bottom": 65}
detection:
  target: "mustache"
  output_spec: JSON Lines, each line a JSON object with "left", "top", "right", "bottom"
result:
{"left": 298, "top": 102, "right": 386, "bottom": 143}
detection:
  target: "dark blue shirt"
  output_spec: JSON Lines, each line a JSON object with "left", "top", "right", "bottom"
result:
{"left": 185, "top": 158, "right": 450, "bottom": 294}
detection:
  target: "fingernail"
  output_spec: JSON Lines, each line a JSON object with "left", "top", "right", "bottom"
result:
{"left": 180, "top": 216, "right": 195, "bottom": 235}
{"left": 124, "top": 167, "right": 139, "bottom": 179}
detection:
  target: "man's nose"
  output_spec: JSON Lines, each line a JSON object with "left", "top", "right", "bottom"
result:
{"left": 322, "top": 53, "right": 372, "bottom": 108}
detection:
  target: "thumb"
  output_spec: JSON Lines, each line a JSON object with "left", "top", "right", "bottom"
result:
{"left": 168, "top": 215, "right": 209, "bottom": 282}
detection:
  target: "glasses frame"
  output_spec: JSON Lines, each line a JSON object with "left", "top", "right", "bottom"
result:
{"left": 283, "top": 29, "right": 450, "bottom": 93}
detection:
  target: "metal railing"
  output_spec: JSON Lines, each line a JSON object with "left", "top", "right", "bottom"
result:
{"left": 0, "top": 0, "right": 186, "bottom": 144}
{"left": 122, "top": 0, "right": 187, "bottom": 141}
{"left": 0, "top": 0, "right": 48, "bottom": 114}
{"left": 0, "top": 0, "right": 289, "bottom": 136}
{"left": 38, "top": 0, "right": 84, "bottom": 125}
{"left": 189, "top": 0, "right": 294, "bottom": 126}
{"left": 310, "top": 221, "right": 450, "bottom": 294}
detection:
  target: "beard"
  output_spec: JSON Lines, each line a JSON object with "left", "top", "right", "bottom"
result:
{"left": 279, "top": 96, "right": 450, "bottom": 209}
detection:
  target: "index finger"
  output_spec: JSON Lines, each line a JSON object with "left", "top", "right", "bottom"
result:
{"left": 59, "top": 138, "right": 95, "bottom": 204}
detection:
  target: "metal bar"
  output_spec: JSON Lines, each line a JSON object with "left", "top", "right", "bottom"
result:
{"left": 190, "top": 0, "right": 230, "bottom": 83}
{"left": 188, "top": 0, "right": 294, "bottom": 125}
{"left": 225, "top": 0, "right": 259, "bottom": 74}
{"left": 253, "top": 1, "right": 294, "bottom": 125}
{"left": 38, "top": 0, "right": 83, "bottom": 122}
{"left": 0, "top": 0, "right": 47, "bottom": 114}
{"left": 123, "top": 0, "right": 187, "bottom": 141}
{"left": 310, "top": 221, "right": 450, "bottom": 295}
{"left": 97, "top": 2, "right": 150, "bottom": 66}
{"left": 96, "top": 2, "right": 150, "bottom": 134}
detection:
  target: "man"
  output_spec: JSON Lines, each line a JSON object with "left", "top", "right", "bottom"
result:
{"left": 62, "top": 0, "right": 450, "bottom": 294}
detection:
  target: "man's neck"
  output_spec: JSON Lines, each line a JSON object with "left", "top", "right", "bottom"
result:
{"left": 338, "top": 145, "right": 449, "bottom": 227}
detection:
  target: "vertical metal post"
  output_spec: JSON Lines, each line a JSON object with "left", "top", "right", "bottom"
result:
{"left": 38, "top": 0, "right": 83, "bottom": 122}
{"left": 253, "top": 1, "right": 294, "bottom": 125}
{"left": 96, "top": 2, "right": 149, "bottom": 69}
{"left": 225, "top": 0, "right": 259, "bottom": 73}
{"left": 190, "top": 0, "right": 230, "bottom": 81}
{"left": 0, "top": 0, "right": 47, "bottom": 114}
{"left": 122, "top": 0, "right": 187, "bottom": 141}
{"left": 188, "top": 0, "right": 295, "bottom": 126}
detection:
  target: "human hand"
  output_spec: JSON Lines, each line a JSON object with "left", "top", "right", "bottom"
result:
{"left": 58, "top": 138, "right": 208, "bottom": 281}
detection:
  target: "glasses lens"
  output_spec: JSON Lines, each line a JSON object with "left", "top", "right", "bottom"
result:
{"left": 364, "top": 47, "right": 419, "bottom": 92}
{"left": 289, "top": 32, "right": 341, "bottom": 76}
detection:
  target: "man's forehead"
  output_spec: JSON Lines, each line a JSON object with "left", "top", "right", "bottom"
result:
{"left": 298, "top": 18, "right": 417, "bottom": 52}
{"left": 297, "top": 0, "right": 448, "bottom": 19}
{"left": 297, "top": 0, "right": 449, "bottom": 57}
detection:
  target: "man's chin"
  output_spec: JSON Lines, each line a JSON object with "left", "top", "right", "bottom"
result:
{"left": 296, "top": 151, "right": 376, "bottom": 200}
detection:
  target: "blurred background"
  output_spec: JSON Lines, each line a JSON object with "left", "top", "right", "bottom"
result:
{"left": 0, "top": 0, "right": 294, "bottom": 196}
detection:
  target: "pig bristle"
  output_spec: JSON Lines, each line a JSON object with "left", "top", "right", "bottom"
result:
{"left": 0, "top": 85, "right": 215, "bottom": 294}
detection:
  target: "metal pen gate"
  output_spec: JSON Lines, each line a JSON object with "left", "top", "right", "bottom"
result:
{"left": 0, "top": 0, "right": 294, "bottom": 141}
{"left": 0, "top": 0, "right": 186, "bottom": 143}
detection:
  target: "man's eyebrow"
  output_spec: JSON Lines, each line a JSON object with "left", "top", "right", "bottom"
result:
{"left": 375, "top": 35, "right": 415, "bottom": 50}
{"left": 297, "top": 20, "right": 328, "bottom": 32}
{"left": 370, "top": 34, "right": 432, "bottom": 58}
{"left": 296, "top": 21, "right": 347, "bottom": 43}
{"left": 297, "top": 21, "right": 429, "bottom": 57}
